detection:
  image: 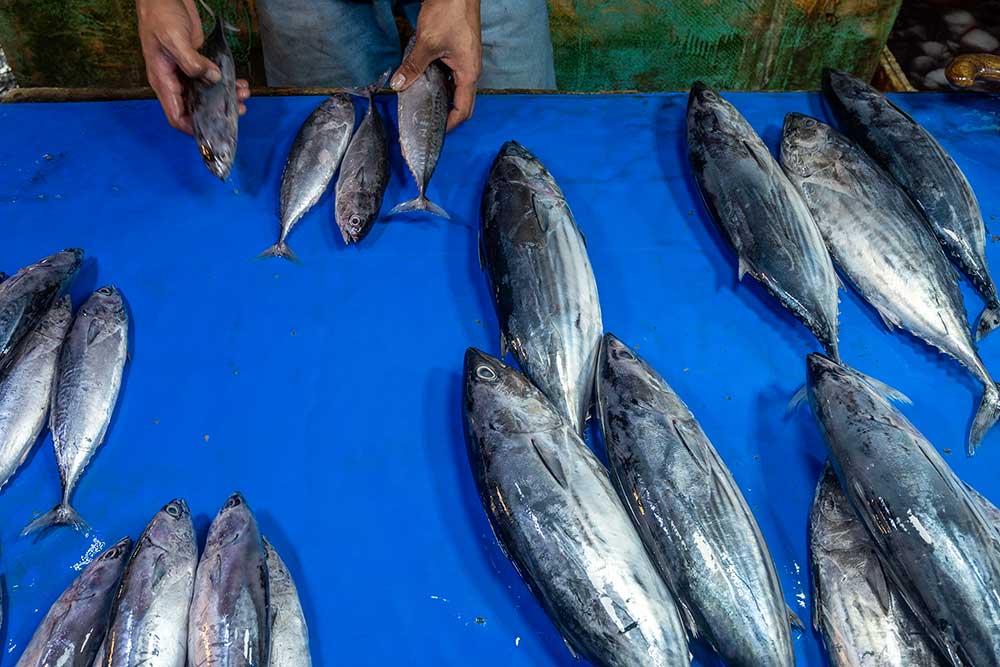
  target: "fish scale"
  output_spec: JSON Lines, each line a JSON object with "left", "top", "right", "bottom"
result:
{"left": 781, "top": 114, "right": 1000, "bottom": 454}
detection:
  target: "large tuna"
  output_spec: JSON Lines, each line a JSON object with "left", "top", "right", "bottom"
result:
{"left": 479, "top": 141, "right": 602, "bottom": 433}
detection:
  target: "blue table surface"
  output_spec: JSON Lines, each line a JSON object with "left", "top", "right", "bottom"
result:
{"left": 1, "top": 90, "right": 999, "bottom": 666}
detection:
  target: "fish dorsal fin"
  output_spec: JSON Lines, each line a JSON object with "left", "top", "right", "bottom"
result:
{"left": 787, "top": 606, "right": 806, "bottom": 632}
{"left": 786, "top": 384, "right": 808, "bottom": 413}
{"left": 672, "top": 419, "right": 709, "bottom": 474}
{"left": 865, "top": 552, "right": 893, "bottom": 614}
{"left": 531, "top": 437, "right": 567, "bottom": 490}
{"left": 738, "top": 255, "right": 753, "bottom": 282}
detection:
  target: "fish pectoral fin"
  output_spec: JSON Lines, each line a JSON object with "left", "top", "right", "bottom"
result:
{"left": 786, "top": 384, "right": 808, "bottom": 414}
{"left": 738, "top": 255, "right": 753, "bottom": 282}
{"left": 676, "top": 599, "right": 700, "bottom": 640}
{"left": 865, "top": 553, "right": 894, "bottom": 615}
{"left": 873, "top": 304, "right": 901, "bottom": 331}
{"left": 671, "top": 419, "right": 710, "bottom": 474}
{"left": 810, "top": 557, "right": 824, "bottom": 632}
{"left": 477, "top": 231, "right": 485, "bottom": 271}
{"left": 530, "top": 437, "right": 568, "bottom": 489}
{"left": 499, "top": 331, "right": 509, "bottom": 358}
{"left": 855, "top": 371, "right": 912, "bottom": 405}
{"left": 742, "top": 139, "right": 772, "bottom": 172}
{"left": 354, "top": 165, "right": 367, "bottom": 187}
{"left": 786, "top": 605, "right": 806, "bottom": 632}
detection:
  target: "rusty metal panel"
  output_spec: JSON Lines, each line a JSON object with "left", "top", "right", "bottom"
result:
{"left": 548, "top": 0, "right": 903, "bottom": 91}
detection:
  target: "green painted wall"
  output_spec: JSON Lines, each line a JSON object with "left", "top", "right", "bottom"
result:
{"left": 0, "top": 0, "right": 900, "bottom": 91}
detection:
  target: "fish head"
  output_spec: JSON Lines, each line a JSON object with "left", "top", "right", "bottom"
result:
{"left": 28, "top": 248, "right": 84, "bottom": 280}
{"left": 822, "top": 68, "right": 877, "bottom": 107}
{"left": 336, "top": 194, "right": 377, "bottom": 244}
{"left": 37, "top": 295, "right": 74, "bottom": 338}
{"left": 85, "top": 285, "right": 127, "bottom": 322}
{"left": 463, "top": 348, "right": 564, "bottom": 436}
{"left": 492, "top": 141, "right": 551, "bottom": 183}
{"left": 686, "top": 81, "right": 736, "bottom": 121}
{"left": 197, "top": 134, "right": 235, "bottom": 181}
{"left": 780, "top": 113, "right": 836, "bottom": 178}
{"left": 599, "top": 333, "right": 684, "bottom": 417}
{"left": 84, "top": 536, "right": 133, "bottom": 587}
{"left": 206, "top": 492, "right": 260, "bottom": 551}
{"left": 144, "top": 498, "right": 196, "bottom": 552}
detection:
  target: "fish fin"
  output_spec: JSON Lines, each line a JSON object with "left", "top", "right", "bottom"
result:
{"left": 21, "top": 502, "right": 89, "bottom": 536}
{"left": 195, "top": 0, "right": 216, "bottom": 19}
{"left": 346, "top": 69, "right": 392, "bottom": 100}
{"left": 786, "top": 384, "right": 808, "bottom": 414}
{"left": 578, "top": 227, "right": 587, "bottom": 248}
{"left": 87, "top": 318, "right": 102, "bottom": 345}
{"left": 969, "top": 382, "right": 1000, "bottom": 455}
{"left": 671, "top": 419, "right": 709, "bottom": 474}
{"left": 787, "top": 606, "right": 806, "bottom": 633}
{"left": 742, "top": 139, "right": 772, "bottom": 172}
{"left": 530, "top": 437, "right": 567, "bottom": 489}
{"left": 873, "top": 304, "right": 901, "bottom": 331}
{"left": 561, "top": 635, "right": 580, "bottom": 660}
{"left": 477, "top": 230, "right": 485, "bottom": 271}
{"left": 676, "top": 599, "right": 700, "bottom": 640}
{"left": 810, "top": 556, "right": 823, "bottom": 632}
{"left": 499, "top": 332, "right": 509, "bottom": 358}
{"left": 737, "top": 255, "right": 752, "bottom": 281}
{"left": 975, "top": 304, "right": 1000, "bottom": 343}
{"left": 388, "top": 196, "right": 451, "bottom": 220}
{"left": 865, "top": 554, "right": 894, "bottom": 614}
{"left": 257, "top": 241, "right": 301, "bottom": 264}
{"left": 856, "top": 372, "right": 911, "bottom": 405}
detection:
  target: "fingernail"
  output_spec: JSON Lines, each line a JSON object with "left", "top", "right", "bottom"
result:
{"left": 206, "top": 68, "right": 221, "bottom": 84}
{"left": 390, "top": 73, "right": 406, "bottom": 90}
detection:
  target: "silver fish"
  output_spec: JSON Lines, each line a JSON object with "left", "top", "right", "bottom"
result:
{"left": 479, "top": 141, "right": 602, "bottom": 433}
{"left": 15, "top": 537, "right": 131, "bottom": 667}
{"left": 101, "top": 499, "right": 197, "bottom": 667}
{"left": 261, "top": 94, "right": 354, "bottom": 261}
{"left": 264, "top": 538, "right": 311, "bottom": 667}
{"left": 687, "top": 83, "right": 841, "bottom": 360}
{"left": 0, "top": 296, "right": 72, "bottom": 490}
{"left": 810, "top": 462, "right": 945, "bottom": 667}
{"left": 823, "top": 69, "right": 1000, "bottom": 341}
{"left": 0, "top": 249, "right": 82, "bottom": 371}
{"left": 782, "top": 114, "right": 1000, "bottom": 454}
{"left": 335, "top": 75, "right": 390, "bottom": 245}
{"left": 188, "top": 19, "right": 238, "bottom": 180}
{"left": 807, "top": 352, "right": 1000, "bottom": 667}
{"left": 463, "top": 348, "right": 689, "bottom": 667}
{"left": 189, "top": 492, "right": 269, "bottom": 667}
{"left": 24, "top": 286, "right": 129, "bottom": 534}
{"left": 390, "top": 39, "right": 450, "bottom": 219}
{"left": 595, "top": 333, "right": 796, "bottom": 667}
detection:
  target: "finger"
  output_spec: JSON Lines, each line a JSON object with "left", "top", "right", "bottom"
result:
{"left": 156, "top": 85, "right": 193, "bottom": 135}
{"left": 236, "top": 79, "right": 250, "bottom": 89}
{"left": 162, "top": 31, "right": 222, "bottom": 83}
{"left": 237, "top": 86, "right": 251, "bottom": 102}
{"left": 390, "top": 37, "right": 439, "bottom": 91}
{"left": 446, "top": 77, "right": 477, "bottom": 132}
{"left": 238, "top": 103, "right": 247, "bottom": 116}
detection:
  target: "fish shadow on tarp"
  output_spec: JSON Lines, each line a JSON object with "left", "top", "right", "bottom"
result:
{"left": 256, "top": 510, "right": 323, "bottom": 666}
{"left": 426, "top": 368, "right": 570, "bottom": 666}
{"left": 655, "top": 99, "right": 819, "bottom": 360}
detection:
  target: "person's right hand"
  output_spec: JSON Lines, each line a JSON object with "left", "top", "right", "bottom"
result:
{"left": 136, "top": 0, "right": 249, "bottom": 134}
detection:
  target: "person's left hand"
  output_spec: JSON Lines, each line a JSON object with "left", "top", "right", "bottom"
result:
{"left": 390, "top": 0, "right": 482, "bottom": 132}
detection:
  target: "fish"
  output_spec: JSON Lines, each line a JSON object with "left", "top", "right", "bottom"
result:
{"left": 809, "top": 462, "right": 946, "bottom": 667}
{"left": 0, "top": 296, "right": 72, "bottom": 491}
{"left": 264, "top": 539, "right": 311, "bottom": 667}
{"left": 335, "top": 74, "right": 390, "bottom": 245}
{"left": 101, "top": 499, "right": 197, "bottom": 667}
{"left": 687, "top": 83, "right": 841, "bottom": 360}
{"left": 261, "top": 94, "right": 355, "bottom": 261}
{"left": 188, "top": 19, "right": 239, "bottom": 180}
{"left": 15, "top": 537, "right": 131, "bottom": 667}
{"left": 189, "top": 492, "right": 270, "bottom": 667}
{"left": 781, "top": 113, "right": 1000, "bottom": 454}
{"left": 390, "top": 38, "right": 450, "bottom": 219}
{"left": 806, "top": 352, "right": 1000, "bottom": 667}
{"left": 595, "top": 333, "right": 796, "bottom": 667}
{"left": 463, "top": 348, "right": 690, "bottom": 667}
{"left": 823, "top": 69, "right": 1000, "bottom": 341}
{"left": 24, "top": 286, "right": 129, "bottom": 534}
{"left": 0, "top": 248, "right": 82, "bottom": 372}
{"left": 479, "top": 141, "right": 602, "bottom": 433}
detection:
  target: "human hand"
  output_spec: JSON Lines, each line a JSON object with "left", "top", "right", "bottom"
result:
{"left": 390, "top": 0, "right": 482, "bottom": 131}
{"left": 136, "top": 0, "right": 250, "bottom": 134}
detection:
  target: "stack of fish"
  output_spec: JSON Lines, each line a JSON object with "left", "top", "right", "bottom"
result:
{"left": 463, "top": 141, "right": 797, "bottom": 666}
{"left": 0, "top": 249, "right": 130, "bottom": 534}
{"left": 687, "top": 72, "right": 1000, "bottom": 455}
{"left": 16, "top": 493, "right": 311, "bottom": 667}
{"left": 804, "top": 353, "right": 1000, "bottom": 666}
{"left": 262, "top": 39, "right": 452, "bottom": 260}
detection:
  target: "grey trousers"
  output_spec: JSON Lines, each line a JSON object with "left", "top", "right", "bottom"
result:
{"left": 256, "top": 0, "right": 557, "bottom": 89}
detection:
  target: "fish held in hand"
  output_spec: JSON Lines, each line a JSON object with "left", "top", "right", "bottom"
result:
{"left": 24, "top": 286, "right": 129, "bottom": 535}
{"left": 687, "top": 83, "right": 841, "bottom": 360}
{"left": 188, "top": 19, "right": 239, "bottom": 181}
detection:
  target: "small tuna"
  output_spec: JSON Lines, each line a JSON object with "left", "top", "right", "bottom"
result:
{"left": 188, "top": 19, "right": 239, "bottom": 180}
{"left": 264, "top": 539, "right": 311, "bottom": 667}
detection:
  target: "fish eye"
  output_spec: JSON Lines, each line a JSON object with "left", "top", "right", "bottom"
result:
{"left": 199, "top": 144, "right": 214, "bottom": 162}
{"left": 350, "top": 215, "right": 362, "bottom": 227}
{"left": 97, "top": 287, "right": 113, "bottom": 295}
{"left": 476, "top": 365, "right": 497, "bottom": 381}
{"left": 224, "top": 494, "right": 243, "bottom": 509}
{"left": 617, "top": 349, "right": 636, "bottom": 361}
{"left": 165, "top": 503, "right": 181, "bottom": 517}
{"left": 703, "top": 91, "right": 716, "bottom": 101}
{"left": 804, "top": 119, "right": 816, "bottom": 128}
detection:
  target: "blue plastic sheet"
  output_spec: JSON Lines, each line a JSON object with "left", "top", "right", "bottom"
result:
{"left": 1, "top": 91, "right": 999, "bottom": 666}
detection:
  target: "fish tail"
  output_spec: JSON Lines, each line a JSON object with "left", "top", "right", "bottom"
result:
{"left": 347, "top": 69, "right": 392, "bottom": 101}
{"left": 22, "top": 501, "right": 90, "bottom": 536}
{"left": 388, "top": 196, "right": 451, "bottom": 220}
{"left": 257, "top": 241, "right": 300, "bottom": 264}
{"left": 969, "top": 383, "right": 1000, "bottom": 456}
{"left": 975, "top": 303, "right": 1000, "bottom": 342}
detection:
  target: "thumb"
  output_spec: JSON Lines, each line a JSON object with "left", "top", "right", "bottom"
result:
{"left": 391, "top": 37, "right": 437, "bottom": 91}
{"left": 169, "top": 38, "right": 221, "bottom": 83}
